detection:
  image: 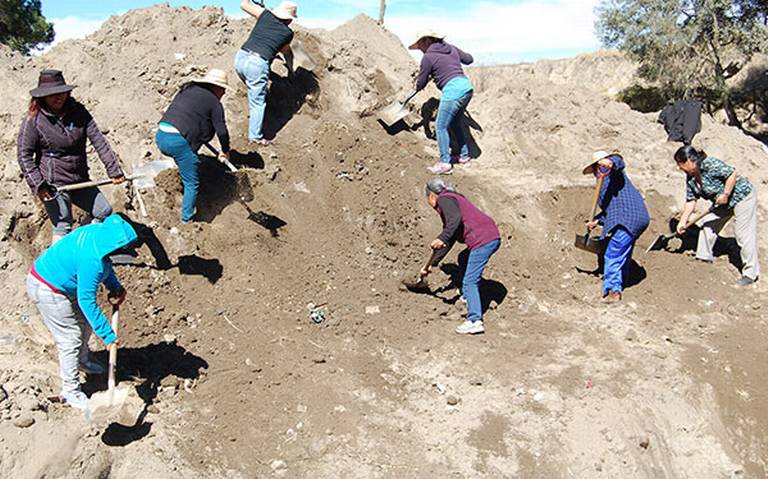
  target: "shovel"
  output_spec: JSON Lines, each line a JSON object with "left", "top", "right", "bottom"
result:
{"left": 204, "top": 143, "right": 238, "bottom": 172}
{"left": 645, "top": 207, "right": 716, "bottom": 253}
{"left": 378, "top": 91, "right": 418, "bottom": 127}
{"left": 291, "top": 40, "right": 316, "bottom": 72}
{"left": 401, "top": 250, "right": 438, "bottom": 293}
{"left": 574, "top": 173, "right": 606, "bottom": 255}
{"left": 52, "top": 174, "right": 153, "bottom": 218}
{"left": 86, "top": 306, "right": 143, "bottom": 426}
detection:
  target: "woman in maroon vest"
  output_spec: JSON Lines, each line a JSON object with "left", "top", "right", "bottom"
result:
{"left": 421, "top": 178, "right": 501, "bottom": 334}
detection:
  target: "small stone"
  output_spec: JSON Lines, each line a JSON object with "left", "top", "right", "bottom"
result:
{"left": 270, "top": 459, "right": 287, "bottom": 472}
{"left": 639, "top": 437, "right": 650, "bottom": 450}
{"left": 0, "top": 386, "right": 7, "bottom": 403}
{"left": 13, "top": 416, "right": 34, "bottom": 428}
{"left": 20, "top": 398, "right": 40, "bottom": 412}
{"left": 147, "top": 405, "right": 160, "bottom": 414}
{"left": 365, "top": 306, "right": 380, "bottom": 315}
{"left": 470, "top": 379, "right": 482, "bottom": 386}
{"left": 625, "top": 329, "right": 638, "bottom": 342}
{"left": 446, "top": 395, "right": 459, "bottom": 406}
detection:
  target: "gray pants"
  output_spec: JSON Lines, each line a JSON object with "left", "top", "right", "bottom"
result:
{"left": 697, "top": 191, "right": 760, "bottom": 280}
{"left": 26, "top": 273, "right": 92, "bottom": 393}
{"left": 44, "top": 186, "right": 112, "bottom": 236}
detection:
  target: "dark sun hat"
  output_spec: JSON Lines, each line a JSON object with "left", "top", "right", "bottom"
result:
{"left": 30, "top": 69, "right": 77, "bottom": 98}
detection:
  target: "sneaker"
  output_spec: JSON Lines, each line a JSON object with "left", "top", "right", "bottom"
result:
{"left": 428, "top": 162, "right": 453, "bottom": 175}
{"left": 455, "top": 320, "right": 484, "bottom": 335}
{"left": 453, "top": 156, "right": 471, "bottom": 165}
{"left": 79, "top": 358, "right": 105, "bottom": 375}
{"left": 61, "top": 390, "right": 88, "bottom": 410}
{"left": 737, "top": 276, "right": 758, "bottom": 287}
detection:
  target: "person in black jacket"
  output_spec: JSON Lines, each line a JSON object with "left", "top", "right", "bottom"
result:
{"left": 155, "top": 69, "right": 231, "bottom": 224}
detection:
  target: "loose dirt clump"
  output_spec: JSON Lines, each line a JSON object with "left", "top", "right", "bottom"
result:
{"left": 0, "top": 4, "right": 766, "bottom": 478}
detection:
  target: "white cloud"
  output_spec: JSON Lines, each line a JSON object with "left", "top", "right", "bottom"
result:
{"left": 302, "top": 0, "right": 601, "bottom": 63}
{"left": 50, "top": 17, "right": 106, "bottom": 45}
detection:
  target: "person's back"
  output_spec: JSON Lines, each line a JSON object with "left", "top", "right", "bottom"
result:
{"left": 241, "top": 9, "right": 294, "bottom": 62}
{"left": 160, "top": 84, "right": 224, "bottom": 152}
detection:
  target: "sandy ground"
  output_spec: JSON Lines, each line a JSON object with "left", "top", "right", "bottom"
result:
{"left": 0, "top": 5, "right": 766, "bottom": 478}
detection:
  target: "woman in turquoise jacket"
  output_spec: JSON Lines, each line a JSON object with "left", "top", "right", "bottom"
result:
{"left": 26, "top": 214, "right": 138, "bottom": 409}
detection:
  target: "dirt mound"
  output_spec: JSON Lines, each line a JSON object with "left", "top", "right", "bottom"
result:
{"left": 0, "top": 4, "right": 766, "bottom": 478}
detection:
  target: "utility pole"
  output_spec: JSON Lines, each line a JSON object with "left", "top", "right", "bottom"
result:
{"left": 378, "top": 0, "right": 386, "bottom": 25}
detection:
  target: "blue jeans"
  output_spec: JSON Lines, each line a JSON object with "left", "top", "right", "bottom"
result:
{"left": 603, "top": 226, "right": 635, "bottom": 295}
{"left": 436, "top": 90, "right": 473, "bottom": 164}
{"left": 459, "top": 239, "right": 501, "bottom": 323}
{"left": 155, "top": 130, "right": 199, "bottom": 223}
{"left": 234, "top": 49, "right": 270, "bottom": 141}
{"left": 44, "top": 187, "right": 112, "bottom": 236}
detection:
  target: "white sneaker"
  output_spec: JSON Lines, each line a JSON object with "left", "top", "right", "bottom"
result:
{"left": 455, "top": 320, "right": 484, "bottom": 335}
{"left": 79, "top": 358, "right": 106, "bottom": 375}
{"left": 61, "top": 390, "right": 89, "bottom": 410}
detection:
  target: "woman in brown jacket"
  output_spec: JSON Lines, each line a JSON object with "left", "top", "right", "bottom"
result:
{"left": 17, "top": 70, "right": 125, "bottom": 243}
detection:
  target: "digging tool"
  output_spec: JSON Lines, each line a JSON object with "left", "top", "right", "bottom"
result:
{"left": 132, "top": 159, "right": 176, "bottom": 189}
{"left": 290, "top": 40, "right": 316, "bottom": 72}
{"left": 574, "top": 172, "right": 606, "bottom": 255}
{"left": 53, "top": 175, "right": 144, "bottom": 193}
{"left": 378, "top": 90, "right": 418, "bottom": 127}
{"left": 645, "top": 207, "right": 719, "bottom": 253}
{"left": 86, "top": 306, "right": 143, "bottom": 426}
{"left": 204, "top": 143, "right": 238, "bottom": 172}
{"left": 401, "top": 249, "right": 438, "bottom": 293}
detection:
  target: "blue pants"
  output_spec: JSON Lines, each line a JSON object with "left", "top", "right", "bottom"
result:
{"left": 458, "top": 239, "right": 501, "bottom": 323}
{"left": 436, "top": 90, "right": 473, "bottom": 164}
{"left": 44, "top": 187, "right": 112, "bottom": 236}
{"left": 155, "top": 130, "right": 199, "bottom": 223}
{"left": 603, "top": 226, "right": 635, "bottom": 295}
{"left": 234, "top": 49, "right": 270, "bottom": 141}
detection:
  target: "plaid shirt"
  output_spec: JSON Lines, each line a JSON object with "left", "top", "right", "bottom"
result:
{"left": 686, "top": 156, "right": 753, "bottom": 209}
{"left": 594, "top": 155, "right": 650, "bottom": 240}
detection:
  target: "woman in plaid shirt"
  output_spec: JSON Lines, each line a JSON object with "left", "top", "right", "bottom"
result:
{"left": 674, "top": 145, "right": 759, "bottom": 286}
{"left": 584, "top": 151, "right": 650, "bottom": 303}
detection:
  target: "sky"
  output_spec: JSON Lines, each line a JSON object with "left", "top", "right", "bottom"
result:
{"left": 41, "top": 0, "right": 602, "bottom": 64}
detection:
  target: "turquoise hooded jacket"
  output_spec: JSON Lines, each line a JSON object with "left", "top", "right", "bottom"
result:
{"left": 33, "top": 214, "right": 137, "bottom": 345}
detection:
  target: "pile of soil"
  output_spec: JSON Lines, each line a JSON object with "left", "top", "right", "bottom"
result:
{"left": 0, "top": 4, "right": 766, "bottom": 478}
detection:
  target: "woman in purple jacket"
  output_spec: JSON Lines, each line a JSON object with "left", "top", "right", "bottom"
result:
{"left": 410, "top": 29, "right": 474, "bottom": 175}
{"left": 421, "top": 178, "right": 501, "bottom": 335}
{"left": 17, "top": 70, "right": 125, "bottom": 244}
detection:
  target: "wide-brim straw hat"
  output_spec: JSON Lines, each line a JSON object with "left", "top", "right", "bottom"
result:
{"left": 30, "top": 69, "right": 77, "bottom": 98}
{"left": 408, "top": 28, "right": 445, "bottom": 50}
{"left": 192, "top": 68, "right": 230, "bottom": 90}
{"left": 582, "top": 150, "right": 622, "bottom": 175}
{"left": 272, "top": 1, "right": 298, "bottom": 20}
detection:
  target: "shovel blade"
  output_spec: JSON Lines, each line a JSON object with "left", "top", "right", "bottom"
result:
{"left": 87, "top": 385, "right": 142, "bottom": 427}
{"left": 378, "top": 101, "right": 408, "bottom": 126}
{"left": 132, "top": 159, "right": 176, "bottom": 189}
{"left": 574, "top": 233, "right": 603, "bottom": 255}
{"left": 401, "top": 277, "right": 431, "bottom": 294}
{"left": 292, "top": 41, "right": 316, "bottom": 72}
{"left": 645, "top": 233, "right": 674, "bottom": 253}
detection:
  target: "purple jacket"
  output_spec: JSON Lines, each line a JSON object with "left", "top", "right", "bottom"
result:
{"left": 17, "top": 99, "right": 122, "bottom": 195}
{"left": 416, "top": 41, "right": 474, "bottom": 92}
{"left": 433, "top": 191, "right": 500, "bottom": 264}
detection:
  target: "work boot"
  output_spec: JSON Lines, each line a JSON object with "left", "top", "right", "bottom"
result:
{"left": 601, "top": 291, "right": 622, "bottom": 304}
{"left": 455, "top": 320, "right": 484, "bottom": 335}
{"left": 737, "top": 276, "right": 758, "bottom": 287}
{"left": 60, "top": 390, "right": 88, "bottom": 410}
{"left": 428, "top": 162, "right": 453, "bottom": 175}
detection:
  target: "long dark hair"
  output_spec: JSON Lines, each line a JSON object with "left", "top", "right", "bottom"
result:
{"left": 674, "top": 145, "right": 707, "bottom": 165}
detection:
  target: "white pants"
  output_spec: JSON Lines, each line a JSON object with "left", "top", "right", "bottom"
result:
{"left": 697, "top": 191, "right": 760, "bottom": 280}
{"left": 26, "top": 273, "right": 92, "bottom": 393}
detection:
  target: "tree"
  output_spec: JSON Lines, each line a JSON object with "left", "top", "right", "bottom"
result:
{"left": 378, "top": 0, "right": 386, "bottom": 25}
{"left": 596, "top": 0, "right": 768, "bottom": 126}
{"left": 0, "top": 0, "right": 54, "bottom": 54}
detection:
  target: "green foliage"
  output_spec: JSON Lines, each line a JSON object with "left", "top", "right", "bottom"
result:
{"left": 0, "top": 0, "right": 54, "bottom": 54}
{"left": 596, "top": 0, "right": 768, "bottom": 123}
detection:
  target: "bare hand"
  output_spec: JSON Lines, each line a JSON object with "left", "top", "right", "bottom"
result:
{"left": 108, "top": 339, "right": 120, "bottom": 349}
{"left": 218, "top": 152, "right": 230, "bottom": 163}
{"left": 419, "top": 266, "right": 431, "bottom": 278}
{"left": 37, "top": 186, "right": 54, "bottom": 202}
{"left": 676, "top": 223, "right": 687, "bottom": 236}
{"left": 715, "top": 193, "right": 729, "bottom": 206}
{"left": 108, "top": 287, "right": 127, "bottom": 305}
{"left": 430, "top": 239, "right": 446, "bottom": 250}
{"left": 112, "top": 175, "right": 126, "bottom": 185}
{"left": 586, "top": 220, "right": 599, "bottom": 231}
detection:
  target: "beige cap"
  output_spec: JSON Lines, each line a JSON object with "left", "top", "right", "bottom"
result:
{"left": 272, "top": 1, "right": 298, "bottom": 20}
{"left": 582, "top": 150, "right": 622, "bottom": 175}
{"left": 192, "top": 68, "right": 230, "bottom": 90}
{"left": 408, "top": 28, "right": 445, "bottom": 50}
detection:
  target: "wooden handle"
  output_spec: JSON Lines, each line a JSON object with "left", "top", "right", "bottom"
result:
{"left": 421, "top": 249, "right": 439, "bottom": 276}
{"left": 684, "top": 208, "right": 714, "bottom": 229}
{"left": 56, "top": 175, "right": 137, "bottom": 193}
{"left": 588, "top": 173, "right": 606, "bottom": 221}
{"left": 107, "top": 307, "right": 119, "bottom": 393}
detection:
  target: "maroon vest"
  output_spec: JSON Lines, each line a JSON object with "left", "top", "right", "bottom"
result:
{"left": 438, "top": 191, "right": 500, "bottom": 249}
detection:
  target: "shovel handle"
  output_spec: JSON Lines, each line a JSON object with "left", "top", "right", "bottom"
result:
{"left": 402, "top": 90, "right": 418, "bottom": 105}
{"left": 587, "top": 173, "right": 606, "bottom": 223}
{"left": 55, "top": 175, "right": 139, "bottom": 193}
{"left": 420, "top": 249, "right": 439, "bottom": 278}
{"left": 204, "top": 143, "right": 238, "bottom": 172}
{"left": 108, "top": 307, "right": 120, "bottom": 392}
